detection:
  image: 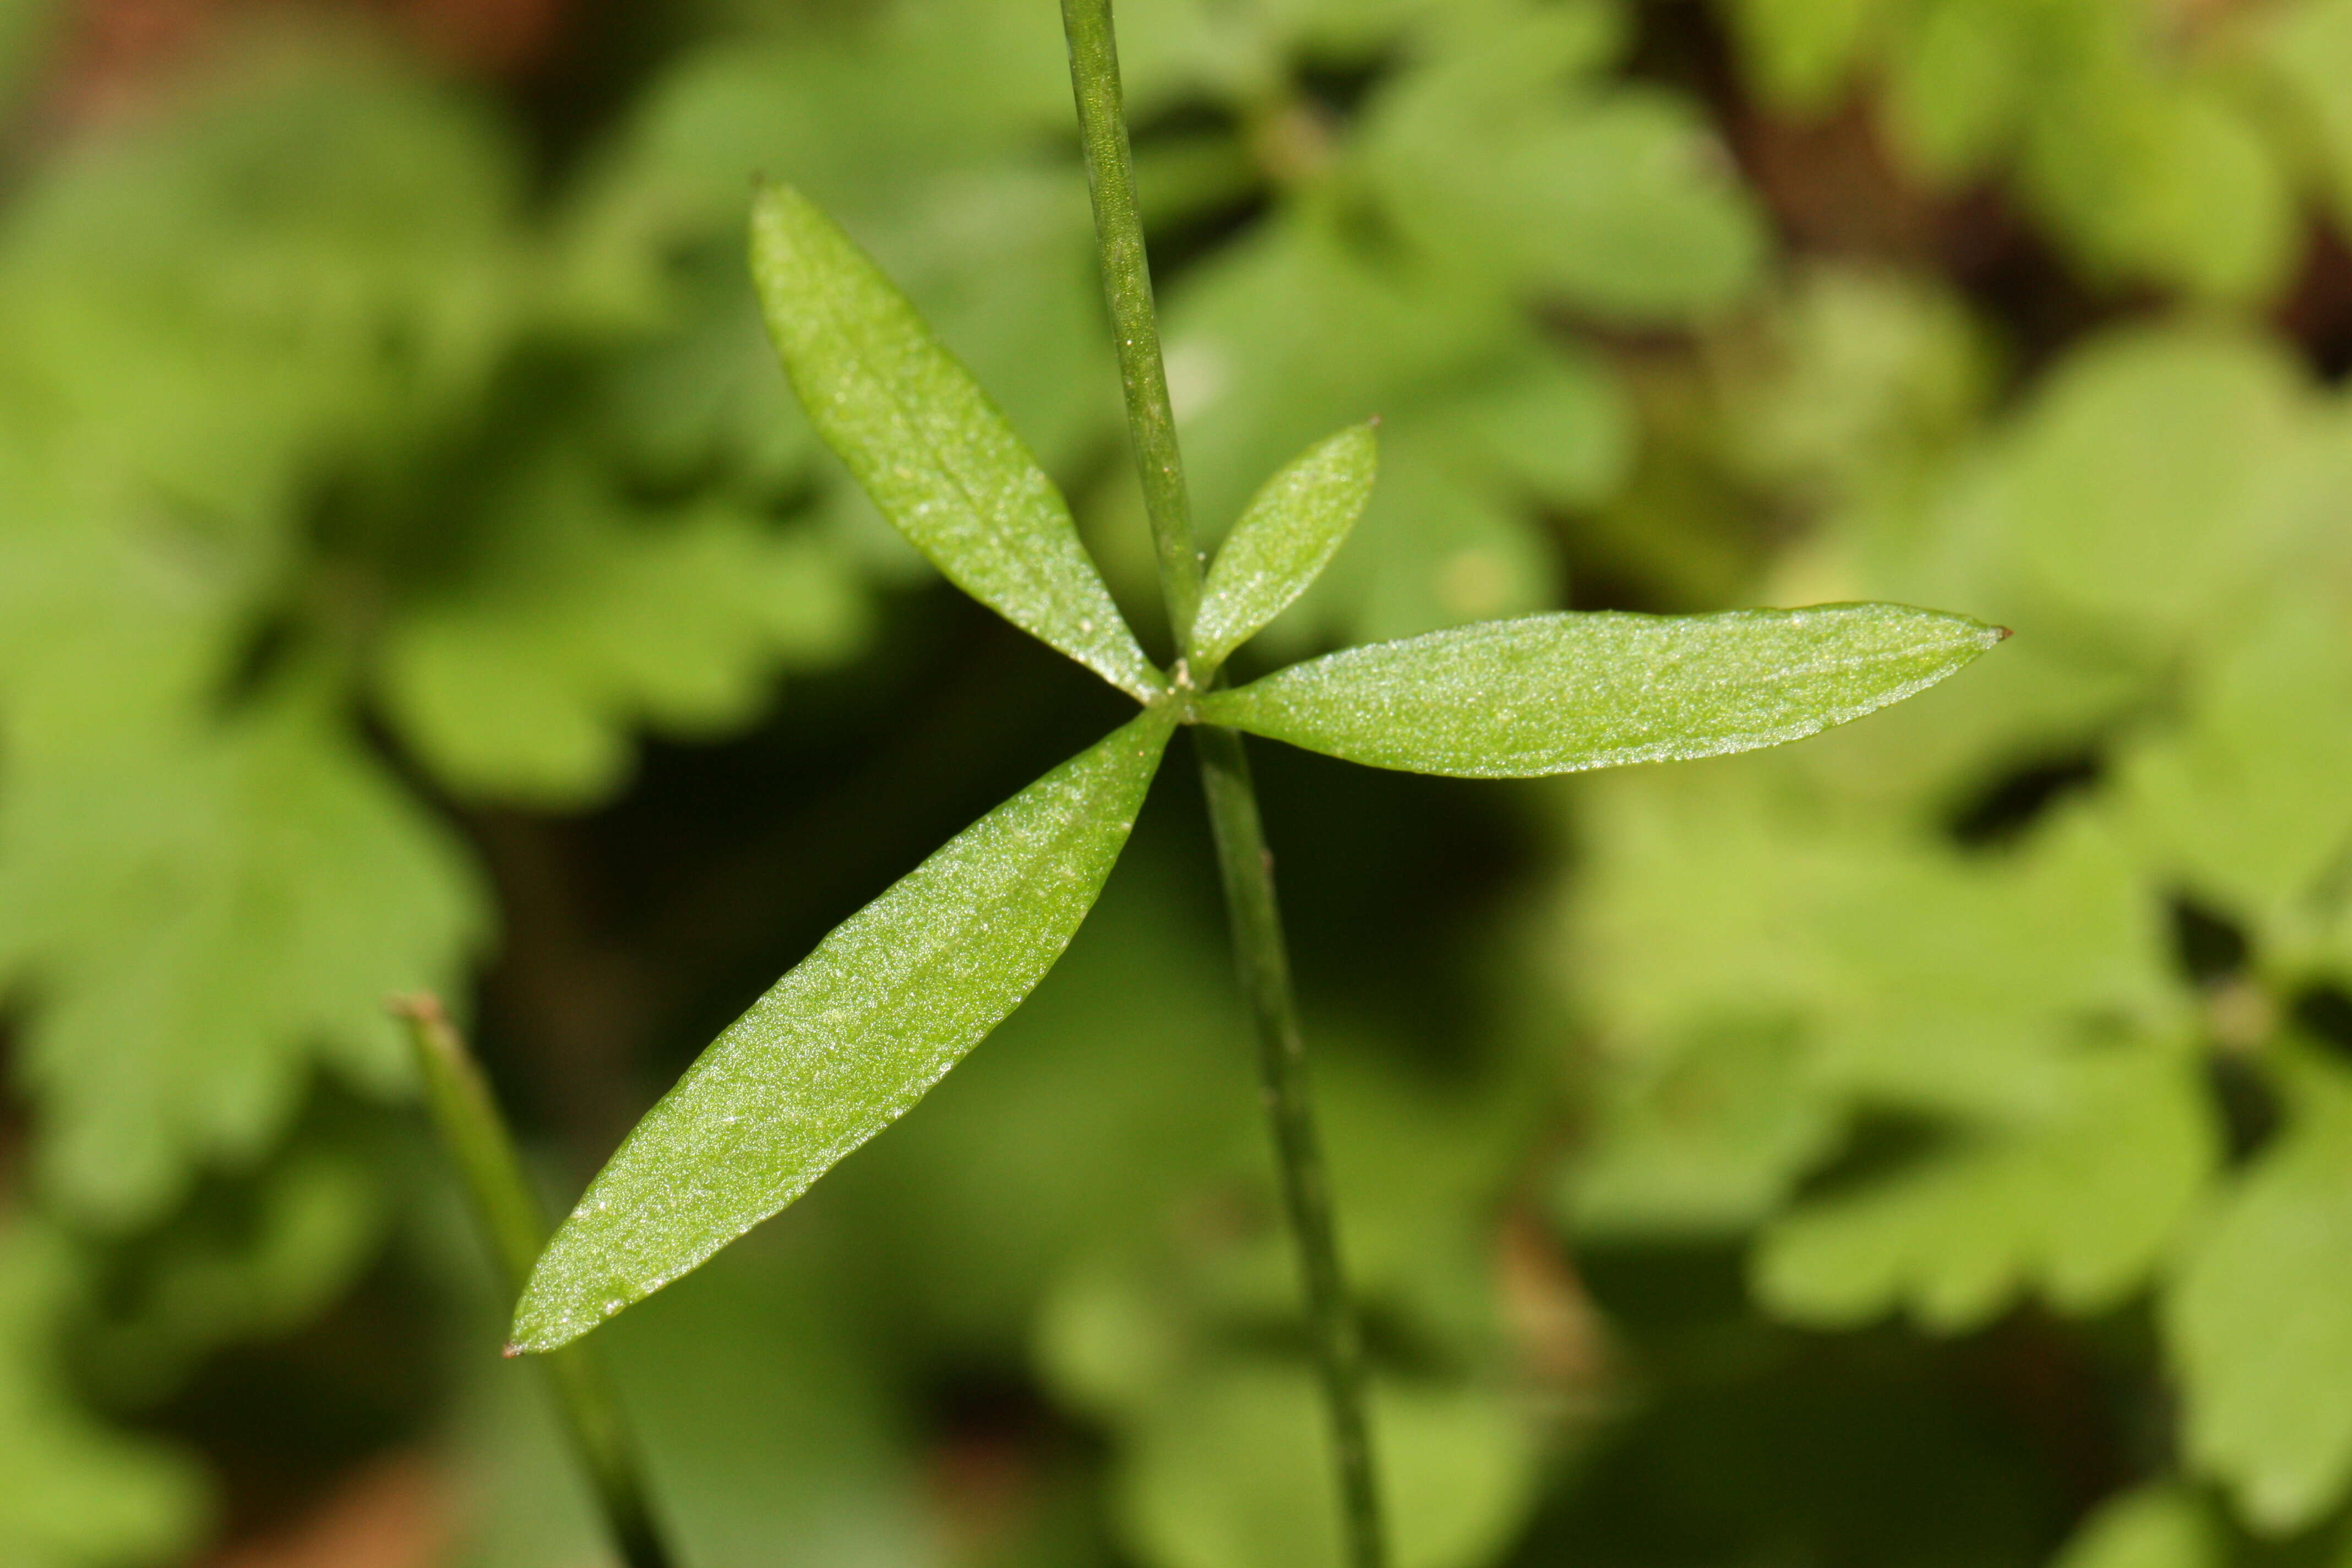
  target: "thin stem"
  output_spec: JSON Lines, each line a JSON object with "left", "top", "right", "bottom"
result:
{"left": 1057, "top": 7, "right": 1389, "bottom": 1565}
{"left": 1059, "top": 0, "right": 1201, "bottom": 651}
{"left": 390, "top": 994, "right": 677, "bottom": 1568}
{"left": 1193, "top": 724, "right": 1387, "bottom": 1566}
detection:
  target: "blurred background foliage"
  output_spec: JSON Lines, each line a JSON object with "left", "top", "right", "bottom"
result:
{"left": 0, "top": 0, "right": 2349, "bottom": 1564}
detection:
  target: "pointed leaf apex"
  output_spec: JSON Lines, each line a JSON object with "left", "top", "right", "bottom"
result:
{"left": 748, "top": 181, "right": 1160, "bottom": 699}
{"left": 1189, "top": 422, "right": 1380, "bottom": 671}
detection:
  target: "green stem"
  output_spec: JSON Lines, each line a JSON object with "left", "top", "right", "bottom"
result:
{"left": 1059, "top": 0, "right": 1201, "bottom": 651}
{"left": 390, "top": 995, "right": 677, "bottom": 1568}
{"left": 1193, "top": 723, "right": 1387, "bottom": 1568}
{"left": 1057, "top": 7, "right": 1389, "bottom": 1566}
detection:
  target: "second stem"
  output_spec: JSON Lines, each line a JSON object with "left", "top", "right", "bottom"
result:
{"left": 1058, "top": 3, "right": 1387, "bottom": 1565}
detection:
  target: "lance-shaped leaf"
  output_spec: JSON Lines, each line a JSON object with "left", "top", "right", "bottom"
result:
{"left": 749, "top": 180, "right": 1161, "bottom": 701}
{"left": 1194, "top": 605, "right": 2004, "bottom": 778}
{"left": 510, "top": 706, "right": 1178, "bottom": 1353}
{"left": 1189, "top": 423, "right": 1379, "bottom": 671}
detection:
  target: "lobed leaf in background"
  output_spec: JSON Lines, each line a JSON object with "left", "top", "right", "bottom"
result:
{"left": 549, "top": 0, "right": 1120, "bottom": 545}
{"left": 1551, "top": 284, "right": 2352, "bottom": 1556}
{"left": 2166, "top": 1049, "right": 2352, "bottom": 1535}
{"left": 0, "top": 685, "right": 483, "bottom": 1229}
{"left": 1723, "top": 0, "right": 2334, "bottom": 303}
{"left": 0, "top": 28, "right": 907, "bottom": 1558}
{"left": 0, "top": 29, "right": 912, "bottom": 1229}
{"left": 376, "top": 440, "right": 869, "bottom": 806}
{"left": 74, "top": 1140, "right": 390, "bottom": 1409}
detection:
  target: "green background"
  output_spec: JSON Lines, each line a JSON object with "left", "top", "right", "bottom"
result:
{"left": 2, "top": 0, "right": 2350, "bottom": 1565}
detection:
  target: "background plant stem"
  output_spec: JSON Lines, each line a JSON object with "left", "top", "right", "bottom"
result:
{"left": 390, "top": 995, "right": 678, "bottom": 1568}
{"left": 1058, "top": 5, "right": 1389, "bottom": 1565}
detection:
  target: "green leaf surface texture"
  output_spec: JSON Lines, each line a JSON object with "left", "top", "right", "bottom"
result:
{"left": 1190, "top": 423, "right": 1378, "bottom": 670}
{"left": 1197, "top": 604, "right": 2003, "bottom": 778}
{"left": 749, "top": 180, "right": 1159, "bottom": 699}
{"left": 512, "top": 706, "right": 1177, "bottom": 1352}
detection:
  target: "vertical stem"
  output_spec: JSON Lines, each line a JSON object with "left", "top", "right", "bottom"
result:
{"left": 390, "top": 995, "right": 677, "bottom": 1568}
{"left": 1059, "top": 0, "right": 1201, "bottom": 651}
{"left": 1193, "top": 723, "right": 1387, "bottom": 1568}
{"left": 1057, "top": 7, "right": 1389, "bottom": 1566}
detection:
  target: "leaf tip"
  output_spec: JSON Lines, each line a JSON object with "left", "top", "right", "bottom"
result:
{"left": 747, "top": 176, "right": 815, "bottom": 237}
{"left": 507, "top": 1269, "right": 605, "bottom": 1357}
{"left": 1993, "top": 624, "right": 2014, "bottom": 643}
{"left": 504, "top": 1304, "right": 592, "bottom": 1358}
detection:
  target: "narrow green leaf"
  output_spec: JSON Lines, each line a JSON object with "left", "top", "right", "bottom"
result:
{"left": 748, "top": 179, "right": 1161, "bottom": 700}
{"left": 1194, "top": 605, "right": 2004, "bottom": 778}
{"left": 511, "top": 706, "right": 1178, "bottom": 1352}
{"left": 1189, "top": 423, "right": 1378, "bottom": 672}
